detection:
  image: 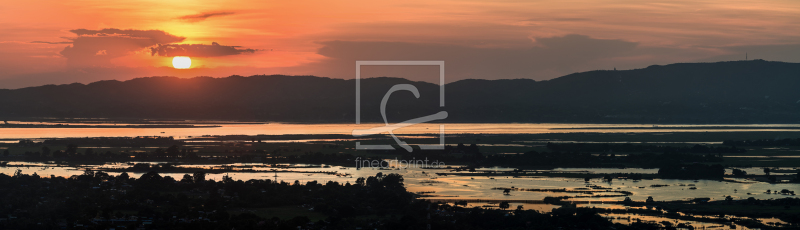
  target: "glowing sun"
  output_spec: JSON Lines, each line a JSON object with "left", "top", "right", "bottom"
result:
{"left": 172, "top": 56, "right": 192, "bottom": 69}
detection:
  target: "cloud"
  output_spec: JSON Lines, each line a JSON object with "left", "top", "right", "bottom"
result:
{"left": 60, "top": 28, "right": 185, "bottom": 66}
{"left": 69, "top": 29, "right": 184, "bottom": 43}
{"left": 149, "top": 42, "right": 259, "bottom": 57}
{"left": 177, "top": 11, "right": 235, "bottom": 22}
{"left": 31, "top": 41, "right": 73, "bottom": 44}
{"left": 292, "top": 34, "right": 644, "bottom": 82}
{"left": 523, "top": 17, "right": 592, "bottom": 22}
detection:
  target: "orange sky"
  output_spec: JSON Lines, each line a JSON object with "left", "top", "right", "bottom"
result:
{"left": 1, "top": 0, "right": 800, "bottom": 88}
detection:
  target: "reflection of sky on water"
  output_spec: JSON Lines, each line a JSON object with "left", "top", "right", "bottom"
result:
{"left": 5, "top": 123, "right": 800, "bottom": 139}
{"left": 460, "top": 202, "right": 560, "bottom": 212}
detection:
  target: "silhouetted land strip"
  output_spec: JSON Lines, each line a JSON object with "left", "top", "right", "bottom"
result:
{"left": 96, "top": 164, "right": 340, "bottom": 175}
{"left": 3, "top": 118, "right": 266, "bottom": 124}
{"left": 3, "top": 134, "right": 799, "bottom": 182}
{"left": 423, "top": 198, "right": 625, "bottom": 204}
{"left": 553, "top": 126, "right": 800, "bottom": 130}
{"left": 0, "top": 124, "right": 220, "bottom": 128}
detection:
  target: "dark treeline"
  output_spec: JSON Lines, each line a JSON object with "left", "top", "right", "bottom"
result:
{"left": 11, "top": 143, "right": 370, "bottom": 165}
{"left": 546, "top": 143, "right": 745, "bottom": 154}
{"left": 16, "top": 144, "right": 199, "bottom": 161}
{"left": 724, "top": 138, "right": 800, "bottom": 147}
{"left": 0, "top": 172, "right": 662, "bottom": 230}
{"left": 483, "top": 151, "right": 726, "bottom": 179}
{"left": 41, "top": 137, "right": 183, "bottom": 147}
{"left": 4, "top": 61, "right": 800, "bottom": 123}
{"left": 364, "top": 142, "right": 484, "bottom": 163}
{"left": 482, "top": 151, "right": 723, "bottom": 168}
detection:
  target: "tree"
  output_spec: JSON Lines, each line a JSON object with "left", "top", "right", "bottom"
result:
{"left": 181, "top": 174, "right": 194, "bottom": 183}
{"left": 732, "top": 169, "right": 747, "bottom": 176}
{"left": 193, "top": 171, "right": 206, "bottom": 184}
{"left": 139, "top": 171, "right": 162, "bottom": 182}
{"left": 646, "top": 196, "right": 655, "bottom": 203}
{"left": 455, "top": 201, "right": 468, "bottom": 207}
{"left": 381, "top": 173, "right": 405, "bottom": 190}
{"left": 499, "top": 201, "right": 510, "bottom": 210}
{"left": 117, "top": 172, "right": 130, "bottom": 181}
{"left": 763, "top": 168, "right": 771, "bottom": 176}
{"left": 355, "top": 177, "right": 366, "bottom": 187}
{"left": 503, "top": 189, "right": 511, "bottom": 195}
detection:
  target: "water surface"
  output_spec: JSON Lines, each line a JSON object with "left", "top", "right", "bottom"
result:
{"left": 4, "top": 122, "right": 800, "bottom": 139}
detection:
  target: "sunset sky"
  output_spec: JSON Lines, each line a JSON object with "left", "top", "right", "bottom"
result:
{"left": 2, "top": 0, "right": 800, "bottom": 88}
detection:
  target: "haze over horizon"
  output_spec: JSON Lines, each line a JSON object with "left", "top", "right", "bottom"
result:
{"left": 3, "top": 0, "right": 800, "bottom": 89}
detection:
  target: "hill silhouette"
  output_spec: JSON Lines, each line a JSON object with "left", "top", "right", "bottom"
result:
{"left": 1, "top": 60, "right": 799, "bottom": 123}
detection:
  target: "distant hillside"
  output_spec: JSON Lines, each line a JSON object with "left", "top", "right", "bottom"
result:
{"left": 1, "top": 60, "right": 799, "bottom": 123}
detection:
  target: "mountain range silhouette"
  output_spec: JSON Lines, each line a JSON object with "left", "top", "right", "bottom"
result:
{"left": 1, "top": 60, "right": 799, "bottom": 123}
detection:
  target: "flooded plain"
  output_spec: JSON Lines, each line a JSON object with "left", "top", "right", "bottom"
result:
{"left": 2, "top": 122, "right": 799, "bottom": 228}
{"left": 2, "top": 161, "right": 795, "bottom": 229}
{"left": 2, "top": 162, "right": 796, "bottom": 203}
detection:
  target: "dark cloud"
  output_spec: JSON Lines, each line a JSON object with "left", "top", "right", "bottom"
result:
{"left": 149, "top": 42, "right": 259, "bottom": 57}
{"left": 69, "top": 29, "right": 185, "bottom": 43}
{"left": 31, "top": 41, "right": 73, "bottom": 44}
{"left": 524, "top": 17, "right": 592, "bottom": 22}
{"left": 177, "top": 12, "right": 235, "bottom": 22}
{"left": 60, "top": 28, "right": 185, "bottom": 66}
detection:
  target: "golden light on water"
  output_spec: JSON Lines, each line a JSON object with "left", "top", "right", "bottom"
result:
{"left": 172, "top": 56, "right": 192, "bottom": 69}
